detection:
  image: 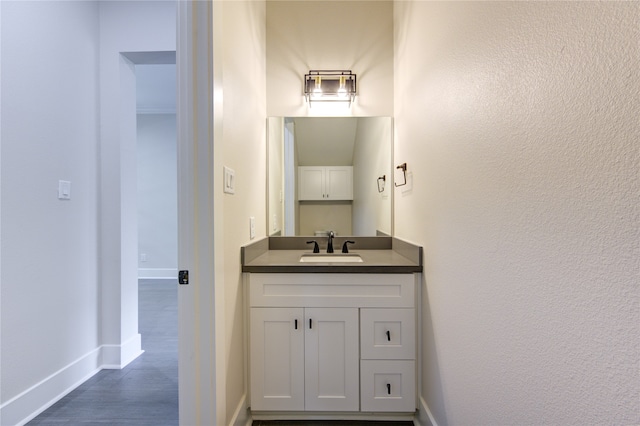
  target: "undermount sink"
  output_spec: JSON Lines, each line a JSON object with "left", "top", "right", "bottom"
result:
{"left": 299, "top": 254, "right": 363, "bottom": 263}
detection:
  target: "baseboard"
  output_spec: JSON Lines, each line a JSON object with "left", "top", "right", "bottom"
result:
{"left": 0, "top": 337, "right": 145, "bottom": 426}
{"left": 230, "top": 393, "right": 251, "bottom": 426}
{"left": 0, "top": 347, "right": 102, "bottom": 426}
{"left": 101, "top": 333, "right": 144, "bottom": 369}
{"left": 414, "top": 396, "right": 438, "bottom": 426}
{"left": 138, "top": 268, "right": 178, "bottom": 279}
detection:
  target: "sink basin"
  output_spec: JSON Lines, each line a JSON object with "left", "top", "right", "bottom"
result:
{"left": 299, "top": 254, "right": 363, "bottom": 263}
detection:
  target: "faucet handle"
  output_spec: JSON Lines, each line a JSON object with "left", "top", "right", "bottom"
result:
{"left": 342, "top": 240, "right": 355, "bottom": 253}
{"left": 306, "top": 240, "right": 320, "bottom": 253}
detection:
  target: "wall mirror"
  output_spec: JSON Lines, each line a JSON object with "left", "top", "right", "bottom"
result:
{"left": 267, "top": 116, "right": 392, "bottom": 237}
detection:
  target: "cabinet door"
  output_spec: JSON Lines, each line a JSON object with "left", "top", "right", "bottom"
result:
{"left": 250, "top": 308, "right": 304, "bottom": 411}
{"left": 325, "top": 166, "right": 353, "bottom": 200}
{"left": 298, "top": 167, "right": 325, "bottom": 200}
{"left": 304, "top": 307, "right": 359, "bottom": 411}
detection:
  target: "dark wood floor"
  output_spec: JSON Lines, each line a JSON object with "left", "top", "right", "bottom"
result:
{"left": 28, "top": 279, "right": 179, "bottom": 425}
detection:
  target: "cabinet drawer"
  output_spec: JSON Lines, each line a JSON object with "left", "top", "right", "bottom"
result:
{"left": 360, "top": 360, "right": 416, "bottom": 412}
{"left": 360, "top": 309, "right": 415, "bottom": 360}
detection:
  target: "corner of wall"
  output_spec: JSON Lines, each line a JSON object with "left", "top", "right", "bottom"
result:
{"left": 414, "top": 396, "right": 438, "bottom": 426}
{"left": 100, "top": 335, "right": 143, "bottom": 369}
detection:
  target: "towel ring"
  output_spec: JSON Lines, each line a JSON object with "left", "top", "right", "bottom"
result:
{"left": 395, "top": 163, "right": 407, "bottom": 187}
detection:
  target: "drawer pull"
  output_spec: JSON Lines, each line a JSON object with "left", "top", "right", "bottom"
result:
{"left": 387, "top": 383, "right": 391, "bottom": 395}
{"left": 309, "top": 318, "right": 313, "bottom": 329}
{"left": 386, "top": 330, "right": 391, "bottom": 341}
{"left": 295, "top": 319, "right": 298, "bottom": 330}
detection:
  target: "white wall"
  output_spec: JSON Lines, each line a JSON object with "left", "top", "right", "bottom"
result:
{"left": 266, "top": 1, "right": 393, "bottom": 117}
{"left": 298, "top": 202, "right": 352, "bottom": 236}
{"left": 136, "top": 113, "right": 177, "bottom": 278}
{"left": 394, "top": 2, "right": 639, "bottom": 424}
{"left": 0, "top": 2, "right": 178, "bottom": 423}
{"left": 98, "top": 0, "right": 176, "bottom": 367}
{"left": 215, "top": 1, "right": 267, "bottom": 423}
{"left": 352, "top": 117, "right": 392, "bottom": 236}
{"left": 0, "top": 2, "right": 100, "bottom": 424}
{"left": 268, "top": 117, "right": 284, "bottom": 235}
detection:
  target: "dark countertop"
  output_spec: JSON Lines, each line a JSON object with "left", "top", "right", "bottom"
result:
{"left": 242, "top": 237, "right": 422, "bottom": 274}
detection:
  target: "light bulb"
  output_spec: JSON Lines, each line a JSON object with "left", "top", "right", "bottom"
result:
{"left": 313, "top": 76, "right": 322, "bottom": 96}
{"left": 337, "top": 76, "right": 347, "bottom": 98}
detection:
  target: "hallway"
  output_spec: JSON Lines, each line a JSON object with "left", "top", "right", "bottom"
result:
{"left": 28, "top": 279, "right": 178, "bottom": 425}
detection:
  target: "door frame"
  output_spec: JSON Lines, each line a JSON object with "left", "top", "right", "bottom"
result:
{"left": 176, "top": 2, "right": 221, "bottom": 424}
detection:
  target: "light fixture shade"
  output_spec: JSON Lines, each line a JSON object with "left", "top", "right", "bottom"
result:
{"left": 304, "top": 70, "right": 356, "bottom": 105}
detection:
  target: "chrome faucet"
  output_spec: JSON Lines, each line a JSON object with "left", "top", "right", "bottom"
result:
{"left": 327, "top": 231, "right": 335, "bottom": 253}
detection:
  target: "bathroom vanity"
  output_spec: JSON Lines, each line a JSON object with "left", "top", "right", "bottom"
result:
{"left": 242, "top": 236, "right": 422, "bottom": 421}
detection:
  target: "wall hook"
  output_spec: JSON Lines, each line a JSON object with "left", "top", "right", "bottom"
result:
{"left": 377, "top": 175, "right": 386, "bottom": 193}
{"left": 394, "top": 163, "right": 407, "bottom": 187}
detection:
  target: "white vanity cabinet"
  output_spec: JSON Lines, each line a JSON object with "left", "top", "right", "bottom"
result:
{"left": 360, "top": 308, "right": 416, "bottom": 412}
{"left": 250, "top": 307, "right": 359, "bottom": 412}
{"left": 248, "top": 273, "right": 417, "bottom": 416}
{"left": 249, "top": 307, "right": 304, "bottom": 411}
{"left": 298, "top": 166, "right": 353, "bottom": 200}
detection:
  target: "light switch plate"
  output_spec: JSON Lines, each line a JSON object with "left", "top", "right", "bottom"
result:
{"left": 249, "top": 216, "right": 256, "bottom": 239}
{"left": 58, "top": 180, "right": 71, "bottom": 200}
{"left": 223, "top": 166, "right": 235, "bottom": 194}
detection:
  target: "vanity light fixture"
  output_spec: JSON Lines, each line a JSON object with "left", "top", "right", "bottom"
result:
{"left": 304, "top": 70, "right": 356, "bottom": 105}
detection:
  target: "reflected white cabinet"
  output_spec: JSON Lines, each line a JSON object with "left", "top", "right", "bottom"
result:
{"left": 248, "top": 273, "right": 417, "bottom": 416}
{"left": 250, "top": 307, "right": 359, "bottom": 412}
{"left": 298, "top": 166, "right": 353, "bottom": 200}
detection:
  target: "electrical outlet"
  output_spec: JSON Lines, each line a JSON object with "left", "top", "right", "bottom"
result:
{"left": 250, "top": 217, "right": 256, "bottom": 239}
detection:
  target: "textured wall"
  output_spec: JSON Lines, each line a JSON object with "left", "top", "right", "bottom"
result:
{"left": 394, "top": 2, "right": 639, "bottom": 424}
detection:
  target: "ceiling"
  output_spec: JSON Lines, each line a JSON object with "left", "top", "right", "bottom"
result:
{"left": 293, "top": 117, "right": 358, "bottom": 166}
